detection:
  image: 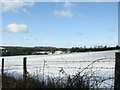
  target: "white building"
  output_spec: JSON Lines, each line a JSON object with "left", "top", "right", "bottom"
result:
{"left": 54, "top": 51, "right": 63, "bottom": 54}
{"left": 33, "top": 51, "right": 52, "bottom": 55}
{"left": 0, "top": 47, "right": 7, "bottom": 53}
{"left": 0, "top": 47, "right": 5, "bottom": 50}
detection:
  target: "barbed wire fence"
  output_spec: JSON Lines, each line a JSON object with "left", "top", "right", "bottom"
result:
{"left": 2, "top": 57, "right": 115, "bottom": 88}
{"left": 28, "top": 57, "right": 115, "bottom": 88}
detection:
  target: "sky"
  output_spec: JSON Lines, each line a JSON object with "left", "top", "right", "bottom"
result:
{"left": 2, "top": 1, "right": 118, "bottom": 48}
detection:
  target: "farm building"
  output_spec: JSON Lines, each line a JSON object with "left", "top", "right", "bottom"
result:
{"left": 32, "top": 51, "right": 52, "bottom": 55}
{"left": 54, "top": 51, "right": 63, "bottom": 54}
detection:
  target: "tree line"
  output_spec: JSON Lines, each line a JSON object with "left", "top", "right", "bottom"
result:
{"left": 1, "top": 45, "right": 120, "bottom": 56}
{"left": 70, "top": 45, "right": 120, "bottom": 52}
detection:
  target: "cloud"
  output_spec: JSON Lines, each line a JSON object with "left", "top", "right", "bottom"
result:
{"left": 54, "top": 10, "right": 73, "bottom": 18}
{"left": 54, "top": 2, "right": 74, "bottom": 18}
{"left": 107, "top": 27, "right": 117, "bottom": 32}
{"left": 2, "top": 1, "right": 34, "bottom": 12}
{"left": 76, "top": 32, "right": 82, "bottom": 36}
{"left": 64, "top": 2, "right": 73, "bottom": 8}
{"left": 22, "top": 37, "right": 30, "bottom": 40}
{"left": 22, "top": 8, "right": 30, "bottom": 14}
{"left": 1, "top": 0, "right": 119, "bottom": 2}
{"left": 96, "top": 0, "right": 117, "bottom": 1}
{"left": 5, "top": 24, "right": 29, "bottom": 33}
{"left": 47, "top": 30, "right": 56, "bottom": 35}
{"left": 108, "top": 37, "right": 114, "bottom": 39}
{"left": 53, "top": 0, "right": 117, "bottom": 1}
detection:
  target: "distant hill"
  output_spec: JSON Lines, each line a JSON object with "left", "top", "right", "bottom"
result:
{"left": 1, "top": 45, "right": 120, "bottom": 56}
{"left": 1, "top": 46, "right": 69, "bottom": 56}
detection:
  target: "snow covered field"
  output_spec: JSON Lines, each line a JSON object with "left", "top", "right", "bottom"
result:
{"left": 0, "top": 50, "right": 118, "bottom": 88}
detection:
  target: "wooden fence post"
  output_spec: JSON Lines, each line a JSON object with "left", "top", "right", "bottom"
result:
{"left": 23, "top": 57, "right": 27, "bottom": 79}
{"left": 2, "top": 58, "right": 4, "bottom": 75}
{"left": 114, "top": 52, "right": 120, "bottom": 90}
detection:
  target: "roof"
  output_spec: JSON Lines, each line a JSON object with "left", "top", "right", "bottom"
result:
{"left": 0, "top": 47, "right": 5, "bottom": 49}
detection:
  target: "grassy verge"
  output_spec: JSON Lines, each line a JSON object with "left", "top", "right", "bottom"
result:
{"left": 2, "top": 58, "right": 114, "bottom": 89}
{"left": 3, "top": 73, "right": 91, "bottom": 89}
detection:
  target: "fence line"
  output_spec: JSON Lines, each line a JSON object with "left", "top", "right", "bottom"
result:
{"left": 39, "top": 66, "right": 115, "bottom": 69}
{"left": 29, "top": 58, "right": 115, "bottom": 63}
{"left": 2, "top": 58, "right": 4, "bottom": 75}
{"left": 1, "top": 57, "right": 27, "bottom": 78}
{"left": 1, "top": 57, "right": 115, "bottom": 74}
{"left": 45, "top": 60, "right": 115, "bottom": 63}
{"left": 23, "top": 57, "right": 27, "bottom": 79}
{"left": 1, "top": 56, "right": 116, "bottom": 88}
{"left": 1, "top": 57, "right": 115, "bottom": 75}
{"left": 114, "top": 52, "right": 120, "bottom": 90}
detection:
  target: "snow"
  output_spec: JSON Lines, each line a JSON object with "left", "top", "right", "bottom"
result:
{"left": 0, "top": 50, "right": 118, "bottom": 88}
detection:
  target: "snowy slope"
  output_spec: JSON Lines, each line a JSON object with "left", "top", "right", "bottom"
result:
{"left": 0, "top": 50, "right": 118, "bottom": 87}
